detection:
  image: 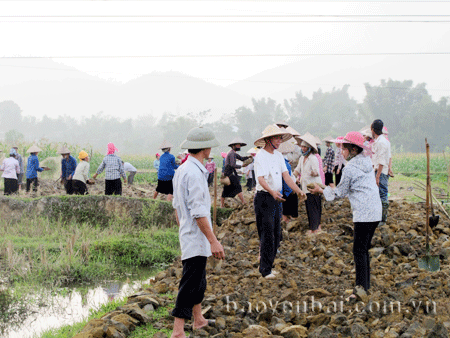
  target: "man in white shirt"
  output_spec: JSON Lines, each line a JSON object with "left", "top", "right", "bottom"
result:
{"left": 371, "top": 119, "right": 391, "bottom": 225}
{"left": 171, "top": 126, "right": 224, "bottom": 338}
{"left": 253, "top": 125, "right": 305, "bottom": 279}
{"left": 122, "top": 161, "right": 137, "bottom": 185}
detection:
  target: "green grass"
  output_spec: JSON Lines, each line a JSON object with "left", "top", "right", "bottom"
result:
{"left": 36, "top": 298, "right": 127, "bottom": 338}
{"left": 392, "top": 152, "right": 449, "bottom": 183}
{"left": 0, "top": 217, "right": 180, "bottom": 287}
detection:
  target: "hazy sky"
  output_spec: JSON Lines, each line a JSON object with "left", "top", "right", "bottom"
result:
{"left": 1, "top": 0, "right": 450, "bottom": 112}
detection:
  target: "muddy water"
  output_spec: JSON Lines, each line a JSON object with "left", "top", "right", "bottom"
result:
{"left": 2, "top": 272, "right": 156, "bottom": 338}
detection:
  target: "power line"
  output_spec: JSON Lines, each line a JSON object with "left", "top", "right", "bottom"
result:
{"left": 3, "top": 20, "right": 450, "bottom": 23}
{"left": 2, "top": 52, "right": 450, "bottom": 58}
{"left": 2, "top": 14, "right": 450, "bottom": 18}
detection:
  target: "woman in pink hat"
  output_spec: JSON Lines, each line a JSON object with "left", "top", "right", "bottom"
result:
{"left": 93, "top": 143, "right": 127, "bottom": 195}
{"left": 309, "top": 131, "right": 382, "bottom": 298}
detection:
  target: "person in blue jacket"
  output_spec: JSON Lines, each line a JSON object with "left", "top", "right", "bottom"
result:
{"left": 58, "top": 146, "right": 77, "bottom": 195}
{"left": 153, "top": 140, "right": 179, "bottom": 201}
{"left": 25, "top": 145, "right": 49, "bottom": 193}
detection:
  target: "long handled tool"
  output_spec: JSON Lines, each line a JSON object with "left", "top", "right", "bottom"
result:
{"left": 418, "top": 139, "right": 440, "bottom": 272}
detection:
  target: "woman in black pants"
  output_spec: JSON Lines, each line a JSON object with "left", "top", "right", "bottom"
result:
{"left": 309, "top": 131, "right": 381, "bottom": 298}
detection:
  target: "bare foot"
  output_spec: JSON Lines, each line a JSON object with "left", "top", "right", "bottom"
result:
{"left": 193, "top": 317, "right": 209, "bottom": 330}
{"left": 170, "top": 332, "right": 187, "bottom": 338}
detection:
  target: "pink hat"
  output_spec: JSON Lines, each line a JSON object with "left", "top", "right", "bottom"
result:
{"left": 107, "top": 142, "right": 118, "bottom": 155}
{"left": 156, "top": 153, "right": 160, "bottom": 157}
{"left": 334, "top": 131, "right": 373, "bottom": 154}
{"left": 221, "top": 152, "right": 227, "bottom": 158}
{"left": 382, "top": 126, "right": 389, "bottom": 135}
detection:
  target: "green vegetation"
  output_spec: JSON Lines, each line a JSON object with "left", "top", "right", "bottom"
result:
{"left": 0, "top": 217, "right": 180, "bottom": 287}
{"left": 37, "top": 298, "right": 127, "bottom": 338}
{"left": 0, "top": 289, "right": 28, "bottom": 337}
{"left": 392, "top": 152, "right": 449, "bottom": 182}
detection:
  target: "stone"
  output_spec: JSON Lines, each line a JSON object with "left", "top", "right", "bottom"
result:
{"left": 110, "top": 314, "right": 140, "bottom": 331}
{"left": 351, "top": 323, "right": 369, "bottom": 336}
{"left": 216, "top": 317, "right": 226, "bottom": 331}
{"left": 80, "top": 319, "right": 106, "bottom": 333}
{"left": 354, "top": 285, "right": 369, "bottom": 303}
{"left": 125, "top": 307, "right": 151, "bottom": 324}
{"left": 73, "top": 334, "right": 94, "bottom": 338}
{"left": 104, "top": 326, "right": 126, "bottom": 338}
{"left": 305, "top": 288, "right": 331, "bottom": 298}
{"left": 307, "top": 325, "right": 338, "bottom": 338}
{"left": 427, "top": 323, "right": 449, "bottom": 338}
{"left": 143, "top": 304, "right": 155, "bottom": 313}
{"left": 280, "top": 325, "right": 308, "bottom": 338}
{"left": 242, "top": 325, "right": 272, "bottom": 336}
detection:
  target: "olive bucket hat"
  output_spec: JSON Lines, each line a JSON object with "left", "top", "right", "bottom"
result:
{"left": 180, "top": 126, "right": 220, "bottom": 149}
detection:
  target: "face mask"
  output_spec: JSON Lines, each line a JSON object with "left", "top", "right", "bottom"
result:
{"left": 235, "top": 147, "right": 241, "bottom": 152}
{"left": 301, "top": 148, "right": 311, "bottom": 156}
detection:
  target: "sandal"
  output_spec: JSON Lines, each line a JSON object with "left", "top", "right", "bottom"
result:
{"left": 193, "top": 319, "right": 216, "bottom": 331}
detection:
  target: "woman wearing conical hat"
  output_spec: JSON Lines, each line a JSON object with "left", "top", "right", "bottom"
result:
{"left": 57, "top": 145, "right": 77, "bottom": 195}
{"left": 25, "top": 145, "right": 49, "bottom": 193}
{"left": 253, "top": 125, "right": 305, "bottom": 279}
{"left": 221, "top": 136, "right": 251, "bottom": 208}
{"left": 153, "top": 140, "right": 179, "bottom": 201}
{"left": 293, "top": 132, "right": 323, "bottom": 235}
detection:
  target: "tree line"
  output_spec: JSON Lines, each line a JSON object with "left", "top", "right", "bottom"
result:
{"left": 1, "top": 79, "right": 449, "bottom": 154}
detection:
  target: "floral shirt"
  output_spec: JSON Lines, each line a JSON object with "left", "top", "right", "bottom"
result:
{"left": 323, "top": 153, "right": 382, "bottom": 222}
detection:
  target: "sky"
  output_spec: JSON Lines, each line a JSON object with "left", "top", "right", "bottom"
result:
{"left": 1, "top": 0, "right": 450, "bottom": 116}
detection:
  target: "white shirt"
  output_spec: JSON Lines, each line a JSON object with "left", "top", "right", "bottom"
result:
{"left": 371, "top": 134, "right": 391, "bottom": 175}
{"left": 1, "top": 157, "right": 20, "bottom": 179}
{"left": 73, "top": 161, "right": 90, "bottom": 183}
{"left": 294, "top": 154, "right": 322, "bottom": 193}
{"left": 254, "top": 149, "right": 288, "bottom": 193}
{"left": 172, "top": 156, "right": 212, "bottom": 260}
{"left": 123, "top": 162, "right": 137, "bottom": 172}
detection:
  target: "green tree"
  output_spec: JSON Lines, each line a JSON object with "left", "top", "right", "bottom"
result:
{"left": 0, "top": 101, "right": 22, "bottom": 133}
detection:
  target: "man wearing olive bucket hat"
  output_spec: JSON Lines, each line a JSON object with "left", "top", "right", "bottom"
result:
{"left": 171, "top": 126, "right": 224, "bottom": 338}
{"left": 221, "top": 136, "right": 251, "bottom": 208}
{"left": 254, "top": 125, "right": 305, "bottom": 279}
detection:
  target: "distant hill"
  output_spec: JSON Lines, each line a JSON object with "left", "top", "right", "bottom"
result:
{"left": 0, "top": 60, "right": 251, "bottom": 120}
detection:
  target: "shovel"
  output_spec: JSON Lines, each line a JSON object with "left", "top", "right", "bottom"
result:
{"left": 429, "top": 189, "right": 440, "bottom": 228}
{"left": 418, "top": 139, "right": 440, "bottom": 272}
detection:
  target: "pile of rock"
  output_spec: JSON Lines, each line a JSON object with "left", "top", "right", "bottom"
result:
{"left": 77, "top": 198, "right": 450, "bottom": 337}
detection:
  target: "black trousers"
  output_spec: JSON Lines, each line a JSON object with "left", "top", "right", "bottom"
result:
{"left": 324, "top": 172, "right": 334, "bottom": 186}
{"left": 172, "top": 256, "right": 207, "bottom": 320}
{"left": 105, "top": 179, "right": 122, "bottom": 195}
{"left": 353, "top": 222, "right": 378, "bottom": 291}
{"left": 72, "top": 180, "right": 88, "bottom": 195}
{"left": 246, "top": 177, "right": 254, "bottom": 191}
{"left": 63, "top": 179, "right": 74, "bottom": 195}
{"left": 305, "top": 193, "right": 322, "bottom": 231}
{"left": 207, "top": 172, "right": 214, "bottom": 187}
{"left": 334, "top": 165, "right": 345, "bottom": 185}
{"left": 26, "top": 178, "right": 39, "bottom": 192}
{"left": 4, "top": 178, "right": 18, "bottom": 195}
{"left": 254, "top": 191, "right": 281, "bottom": 277}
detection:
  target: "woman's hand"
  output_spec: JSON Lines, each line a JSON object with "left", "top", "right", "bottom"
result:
{"left": 311, "top": 170, "right": 319, "bottom": 177}
{"left": 307, "top": 183, "right": 323, "bottom": 195}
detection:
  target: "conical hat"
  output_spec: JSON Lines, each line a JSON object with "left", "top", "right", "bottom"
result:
{"left": 276, "top": 121, "right": 289, "bottom": 128}
{"left": 159, "top": 140, "right": 173, "bottom": 150}
{"left": 360, "top": 128, "right": 372, "bottom": 138}
{"left": 277, "top": 139, "right": 296, "bottom": 154}
{"left": 314, "top": 135, "right": 322, "bottom": 145}
{"left": 57, "top": 146, "right": 71, "bottom": 154}
{"left": 254, "top": 124, "right": 292, "bottom": 148}
{"left": 246, "top": 147, "right": 260, "bottom": 154}
{"left": 228, "top": 136, "right": 247, "bottom": 147}
{"left": 27, "top": 145, "right": 42, "bottom": 153}
{"left": 284, "top": 126, "right": 301, "bottom": 137}
{"left": 296, "top": 132, "right": 318, "bottom": 152}
{"left": 322, "top": 136, "right": 334, "bottom": 143}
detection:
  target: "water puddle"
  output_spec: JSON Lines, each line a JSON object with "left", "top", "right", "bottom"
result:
{"left": 1, "top": 271, "right": 157, "bottom": 338}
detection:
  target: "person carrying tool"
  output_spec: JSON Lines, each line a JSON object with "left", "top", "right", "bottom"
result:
{"left": 253, "top": 125, "right": 305, "bottom": 279}
{"left": 170, "top": 126, "right": 224, "bottom": 338}
{"left": 25, "top": 145, "right": 50, "bottom": 193}
{"left": 93, "top": 143, "right": 126, "bottom": 195}
{"left": 308, "top": 131, "right": 381, "bottom": 298}
{"left": 371, "top": 119, "right": 391, "bottom": 225}
{"left": 58, "top": 146, "right": 77, "bottom": 195}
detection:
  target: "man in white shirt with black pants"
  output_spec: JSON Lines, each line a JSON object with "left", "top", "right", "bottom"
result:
{"left": 171, "top": 126, "right": 224, "bottom": 338}
{"left": 253, "top": 125, "right": 306, "bottom": 279}
{"left": 371, "top": 119, "right": 391, "bottom": 225}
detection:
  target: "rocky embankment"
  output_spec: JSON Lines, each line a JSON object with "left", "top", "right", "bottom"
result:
{"left": 75, "top": 199, "right": 450, "bottom": 338}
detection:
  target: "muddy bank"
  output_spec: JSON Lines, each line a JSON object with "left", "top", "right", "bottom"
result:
{"left": 75, "top": 198, "right": 450, "bottom": 337}
{"left": 0, "top": 195, "right": 232, "bottom": 228}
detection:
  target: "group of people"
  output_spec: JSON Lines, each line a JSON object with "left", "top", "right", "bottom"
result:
{"left": 168, "top": 119, "right": 391, "bottom": 337}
